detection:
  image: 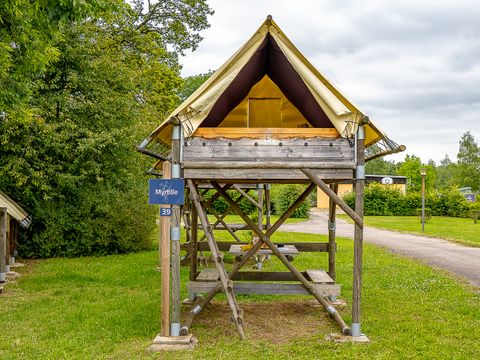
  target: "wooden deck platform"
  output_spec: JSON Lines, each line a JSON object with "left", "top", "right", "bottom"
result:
{"left": 188, "top": 269, "right": 340, "bottom": 296}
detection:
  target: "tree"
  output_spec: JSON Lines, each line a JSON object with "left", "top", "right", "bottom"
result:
{"left": 179, "top": 70, "right": 214, "bottom": 101}
{"left": 0, "top": 0, "right": 213, "bottom": 257}
{"left": 396, "top": 155, "right": 435, "bottom": 192}
{"left": 454, "top": 132, "right": 480, "bottom": 191}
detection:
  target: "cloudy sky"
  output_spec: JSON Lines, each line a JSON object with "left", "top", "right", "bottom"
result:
{"left": 178, "top": 0, "right": 480, "bottom": 164}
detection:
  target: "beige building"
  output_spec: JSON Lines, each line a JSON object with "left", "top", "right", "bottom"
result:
{"left": 316, "top": 175, "right": 407, "bottom": 209}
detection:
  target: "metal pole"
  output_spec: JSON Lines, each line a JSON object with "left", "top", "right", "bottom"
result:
{"left": 170, "top": 122, "right": 182, "bottom": 337}
{"left": 352, "top": 125, "right": 365, "bottom": 337}
{"left": 421, "top": 174, "right": 425, "bottom": 232}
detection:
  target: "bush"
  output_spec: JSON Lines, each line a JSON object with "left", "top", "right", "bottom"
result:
{"left": 343, "top": 184, "right": 474, "bottom": 218}
{"left": 272, "top": 184, "right": 310, "bottom": 218}
{"left": 18, "top": 184, "right": 156, "bottom": 258}
{"left": 415, "top": 208, "right": 432, "bottom": 222}
{"left": 202, "top": 189, "right": 257, "bottom": 216}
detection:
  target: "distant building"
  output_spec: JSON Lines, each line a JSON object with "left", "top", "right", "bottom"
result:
{"left": 459, "top": 187, "right": 476, "bottom": 202}
{"left": 316, "top": 175, "right": 407, "bottom": 209}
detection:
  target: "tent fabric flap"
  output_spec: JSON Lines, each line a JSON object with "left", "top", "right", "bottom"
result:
{"left": 141, "top": 17, "right": 389, "bottom": 149}
{"left": 0, "top": 190, "right": 31, "bottom": 228}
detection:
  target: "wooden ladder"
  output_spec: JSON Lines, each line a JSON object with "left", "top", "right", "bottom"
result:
{"left": 187, "top": 180, "right": 245, "bottom": 339}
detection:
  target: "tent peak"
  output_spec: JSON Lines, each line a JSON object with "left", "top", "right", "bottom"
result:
{"left": 266, "top": 15, "right": 273, "bottom": 25}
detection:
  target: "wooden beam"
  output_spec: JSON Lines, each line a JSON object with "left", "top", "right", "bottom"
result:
{"left": 188, "top": 281, "right": 341, "bottom": 296}
{"left": 192, "top": 127, "right": 340, "bottom": 139}
{"left": 183, "top": 161, "right": 356, "bottom": 169}
{"left": 0, "top": 208, "right": 7, "bottom": 283}
{"left": 160, "top": 163, "right": 171, "bottom": 336}
{"left": 232, "top": 185, "right": 261, "bottom": 210}
{"left": 302, "top": 169, "right": 363, "bottom": 227}
{"left": 328, "top": 183, "right": 338, "bottom": 281}
{"left": 213, "top": 182, "right": 350, "bottom": 335}
{"left": 187, "top": 180, "right": 245, "bottom": 339}
{"left": 180, "top": 181, "right": 315, "bottom": 336}
{"left": 183, "top": 241, "right": 329, "bottom": 252}
{"left": 184, "top": 168, "right": 354, "bottom": 182}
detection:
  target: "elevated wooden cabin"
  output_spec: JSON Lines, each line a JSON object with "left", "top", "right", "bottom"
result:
{"left": 139, "top": 16, "right": 404, "bottom": 345}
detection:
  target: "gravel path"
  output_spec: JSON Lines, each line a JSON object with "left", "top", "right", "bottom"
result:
{"left": 281, "top": 209, "right": 480, "bottom": 287}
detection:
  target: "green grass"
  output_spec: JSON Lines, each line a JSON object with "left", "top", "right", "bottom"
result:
{"left": 339, "top": 215, "right": 480, "bottom": 247}
{"left": 1, "top": 231, "right": 479, "bottom": 359}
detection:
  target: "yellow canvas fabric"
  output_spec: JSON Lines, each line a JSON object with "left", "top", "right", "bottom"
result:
{"left": 145, "top": 18, "right": 384, "bottom": 147}
{"left": 219, "top": 75, "right": 310, "bottom": 128}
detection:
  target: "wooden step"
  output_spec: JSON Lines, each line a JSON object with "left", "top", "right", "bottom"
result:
{"left": 306, "top": 269, "right": 335, "bottom": 284}
{"left": 188, "top": 281, "right": 340, "bottom": 296}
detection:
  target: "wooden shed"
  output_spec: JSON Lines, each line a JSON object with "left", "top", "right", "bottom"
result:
{"left": 138, "top": 16, "right": 404, "bottom": 343}
{"left": 0, "top": 190, "right": 31, "bottom": 283}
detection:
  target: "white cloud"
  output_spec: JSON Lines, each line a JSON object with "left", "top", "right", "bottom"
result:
{"left": 179, "top": 0, "right": 480, "bottom": 163}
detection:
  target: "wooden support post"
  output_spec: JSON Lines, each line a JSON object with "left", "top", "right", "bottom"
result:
{"left": 5, "top": 215, "right": 11, "bottom": 272}
{"left": 160, "top": 161, "right": 171, "bottom": 337}
{"left": 265, "top": 184, "right": 271, "bottom": 230}
{"left": 328, "top": 183, "right": 338, "bottom": 282}
{"left": 0, "top": 208, "right": 7, "bottom": 282}
{"left": 232, "top": 184, "right": 262, "bottom": 210}
{"left": 204, "top": 203, "right": 242, "bottom": 243}
{"left": 170, "top": 123, "right": 182, "bottom": 337}
{"left": 190, "top": 194, "right": 198, "bottom": 282}
{"left": 187, "top": 180, "right": 245, "bottom": 339}
{"left": 213, "top": 182, "right": 350, "bottom": 336}
{"left": 257, "top": 184, "right": 263, "bottom": 231}
{"left": 180, "top": 182, "right": 315, "bottom": 335}
{"left": 352, "top": 125, "right": 365, "bottom": 337}
{"left": 302, "top": 169, "right": 363, "bottom": 227}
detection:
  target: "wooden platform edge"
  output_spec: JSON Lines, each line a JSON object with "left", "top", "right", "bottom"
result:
{"left": 187, "top": 281, "right": 341, "bottom": 296}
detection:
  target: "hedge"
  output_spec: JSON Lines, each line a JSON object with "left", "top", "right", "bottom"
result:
{"left": 343, "top": 184, "right": 476, "bottom": 217}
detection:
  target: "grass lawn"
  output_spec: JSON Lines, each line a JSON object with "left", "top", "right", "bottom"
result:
{"left": 1, "top": 231, "right": 479, "bottom": 359}
{"left": 339, "top": 215, "right": 480, "bottom": 247}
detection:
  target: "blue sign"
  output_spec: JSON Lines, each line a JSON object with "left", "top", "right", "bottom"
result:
{"left": 160, "top": 207, "right": 172, "bottom": 217}
{"left": 465, "top": 194, "right": 476, "bottom": 202}
{"left": 148, "top": 179, "right": 185, "bottom": 205}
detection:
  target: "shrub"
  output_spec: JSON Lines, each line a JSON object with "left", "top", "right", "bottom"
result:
{"left": 415, "top": 208, "right": 432, "bottom": 222}
{"left": 202, "top": 189, "right": 257, "bottom": 216}
{"left": 272, "top": 184, "right": 310, "bottom": 218}
{"left": 342, "top": 184, "right": 473, "bottom": 218}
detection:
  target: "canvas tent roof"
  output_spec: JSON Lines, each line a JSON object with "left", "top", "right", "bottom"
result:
{"left": 0, "top": 190, "right": 31, "bottom": 228}
{"left": 140, "top": 16, "right": 403, "bottom": 157}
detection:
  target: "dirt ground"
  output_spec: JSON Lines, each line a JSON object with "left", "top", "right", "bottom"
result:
{"left": 192, "top": 299, "right": 340, "bottom": 343}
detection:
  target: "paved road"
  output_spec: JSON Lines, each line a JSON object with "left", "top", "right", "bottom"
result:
{"left": 281, "top": 209, "right": 480, "bottom": 287}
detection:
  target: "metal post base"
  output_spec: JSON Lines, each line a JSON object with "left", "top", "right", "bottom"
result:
{"left": 351, "top": 322, "right": 361, "bottom": 337}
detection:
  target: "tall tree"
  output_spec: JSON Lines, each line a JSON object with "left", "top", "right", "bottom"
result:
{"left": 396, "top": 155, "right": 435, "bottom": 192}
{"left": 0, "top": 0, "right": 213, "bottom": 257}
{"left": 455, "top": 131, "right": 480, "bottom": 191}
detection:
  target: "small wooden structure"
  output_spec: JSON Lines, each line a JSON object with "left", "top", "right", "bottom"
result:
{"left": 138, "top": 16, "right": 404, "bottom": 343}
{"left": 0, "top": 190, "right": 31, "bottom": 283}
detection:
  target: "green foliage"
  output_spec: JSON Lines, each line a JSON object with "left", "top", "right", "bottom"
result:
{"left": 415, "top": 208, "right": 432, "bottom": 222}
{"left": 0, "top": 0, "right": 213, "bottom": 257}
{"left": 365, "top": 149, "right": 399, "bottom": 175}
{"left": 202, "top": 190, "right": 257, "bottom": 216}
{"left": 179, "top": 70, "right": 214, "bottom": 101}
{"left": 396, "top": 155, "right": 435, "bottom": 192}
{"left": 344, "top": 184, "right": 473, "bottom": 218}
{"left": 271, "top": 184, "right": 310, "bottom": 218}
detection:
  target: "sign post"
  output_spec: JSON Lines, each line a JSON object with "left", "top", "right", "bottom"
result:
{"left": 148, "top": 172, "right": 185, "bottom": 337}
